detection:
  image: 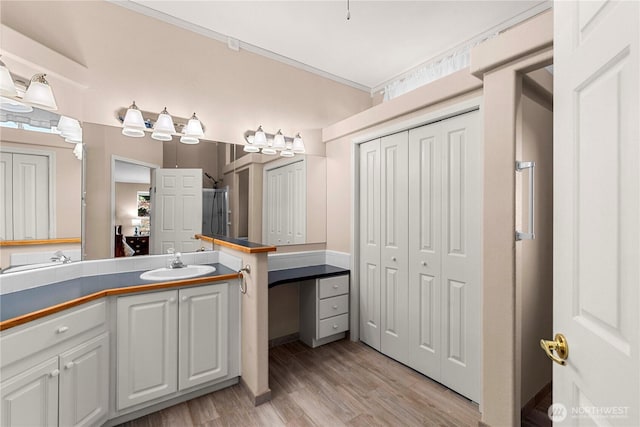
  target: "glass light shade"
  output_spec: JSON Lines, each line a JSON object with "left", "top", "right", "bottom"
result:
{"left": 151, "top": 108, "right": 176, "bottom": 141}
{"left": 73, "top": 143, "right": 83, "bottom": 160}
{"left": 64, "top": 128, "right": 82, "bottom": 143}
{"left": 292, "top": 133, "right": 306, "bottom": 153}
{"left": 272, "top": 130, "right": 286, "bottom": 151}
{"left": 0, "top": 59, "right": 18, "bottom": 97}
{"left": 0, "top": 96, "right": 33, "bottom": 113}
{"left": 57, "top": 116, "right": 81, "bottom": 137}
{"left": 23, "top": 74, "right": 58, "bottom": 110}
{"left": 180, "top": 135, "right": 199, "bottom": 144}
{"left": 244, "top": 144, "right": 260, "bottom": 153}
{"left": 253, "top": 125, "right": 267, "bottom": 148}
{"left": 261, "top": 147, "right": 277, "bottom": 155}
{"left": 280, "top": 150, "right": 294, "bottom": 158}
{"left": 184, "top": 113, "right": 204, "bottom": 138}
{"left": 122, "top": 101, "right": 146, "bottom": 137}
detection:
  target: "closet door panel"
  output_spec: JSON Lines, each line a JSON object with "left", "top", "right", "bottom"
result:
{"left": 12, "top": 154, "right": 49, "bottom": 240}
{"left": 380, "top": 132, "right": 409, "bottom": 363}
{"left": 0, "top": 152, "right": 13, "bottom": 241}
{"left": 359, "top": 139, "right": 381, "bottom": 350}
{"left": 408, "top": 123, "right": 442, "bottom": 378}
{"left": 440, "top": 111, "right": 481, "bottom": 403}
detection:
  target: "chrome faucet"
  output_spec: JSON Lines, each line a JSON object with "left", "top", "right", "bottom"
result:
{"left": 167, "top": 248, "right": 185, "bottom": 269}
{"left": 50, "top": 251, "right": 72, "bottom": 264}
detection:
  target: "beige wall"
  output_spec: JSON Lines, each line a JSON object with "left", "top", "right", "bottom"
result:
{"left": 162, "top": 138, "right": 223, "bottom": 187}
{"left": 84, "top": 124, "right": 162, "bottom": 260}
{"left": 516, "top": 91, "right": 553, "bottom": 408}
{"left": 115, "top": 182, "right": 149, "bottom": 237}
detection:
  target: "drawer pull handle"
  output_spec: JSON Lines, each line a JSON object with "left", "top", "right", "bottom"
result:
{"left": 421, "top": 261, "right": 427, "bottom": 266}
{"left": 57, "top": 326, "right": 69, "bottom": 334}
{"left": 50, "top": 369, "right": 60, "bottom": 378}
{"left": 182, "top": 296, "right": 188, "bottom": 302}
{"left": 64, "top": 362, "right": 74, "bottom": 370}
{"left": 333, "top": 324, "right": 339, "bottom": 329}
{"left": 332, "top": 305, "right": 338, "bottom": 309}
{"left": 391, "top": 256, "right": 397, "bottom": 261}
{"left": 332, "top": 284, "right": 339, "bottom": 289}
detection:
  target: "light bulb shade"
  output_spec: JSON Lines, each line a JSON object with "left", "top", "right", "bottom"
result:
{"left": 122, "top": 102, "right": 146, "bottom": 137}
{"left": 261, "top": 147, "right": 277, "bottom": 155}
{"left": 23, "top": 74, "right": 58, "bottom": 110}
{"left": 292, "top": 133, "right": 306, "bottom": 153}
{"left": 273, "top": 130, "right": 286, "bottom": 151}
{"left": 184, "top": 113, "right": 204, "bottom": 138}
{"left": 64, "top": 128, "right": 82, "bottom": 143}
{"left": 73, "top": 143, "right": 83, "bottom": 160}
{"left": 253, "top": 125, "right": 267, "bottom": 148}
{"left": 152, "top": 108, "right": 176, "bottom": 141}
{"left": 0, "top": 59, "right": 18, "bottom": 97}
{"left": 243, "top": 144, "right": 260, "bottom": 153}
{"left": 151, "top": 131, "right": 173, "bottom": 141}
{"left": 0, "top": 96, "right": 33, "bottom": 113}
{"left": 57, "top": 116, "right": 82, "bottom": 138}
{"left": 280, "top": 150, "right": 294, "bottom": 158}
{"left": 180, "top": 135, "right": 200, "bottom": 144}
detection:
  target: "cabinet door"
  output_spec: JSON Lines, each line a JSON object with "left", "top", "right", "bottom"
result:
{"left": 266, "top": 167, "right": 283, "bottom": 245}
{"left": 0, "top": 357, "right": 59, "bottom": 427}
{"left": 117, "top": 290, "right": 178, "bottom": 410}
{"left": 178, "top": 283, "right": 229, "bottom": 390}
{"left": 59, "top": 333, "right": 109, "bottom": 427}
{"left": 12, "top": 153, "right": 49, "bottom": 240}
{"left": 0, "top": 152, "right": 13, "bottom": 241}
{"left": 408, "top": 122, "right": 443, "bottom": 379}
{"left": 380, "top": 132, "right": 409, "bottom": 364}
{"left": 359, "top": 139, "right": 382, "bottom": 350}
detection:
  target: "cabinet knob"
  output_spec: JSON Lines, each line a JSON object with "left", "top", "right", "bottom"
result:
{"left": 56, "top": 326, "right": 69, "bottom": 334}
{"left": 333, "top": 324, "right": 339, "bottom": 329}
{"left": 169, "top": 297, "right": 176, "bottom": 303}
{"left": 421, "top": 261, "right": 427, "bottom": 266}
{"left": 181, "top": 296, "right": 188, "bottom": 302}
{"left": 50, "top": 369, "right": 60, "bottom": 378}
{"left": 332, "top": 305, "right": 338, "bottom": 310}
{"left": 64, "top": 362, "right": 74, "bottom": 370}
{"left": 391, "top": 256, "right": 397, "bottom": 262}
{"left": 332, "top": 284, "right": 339, "bottom": 289}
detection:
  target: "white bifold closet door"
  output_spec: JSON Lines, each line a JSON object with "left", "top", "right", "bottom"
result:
{"left": 359, "top": 110, "right": 481, "bottom": 403}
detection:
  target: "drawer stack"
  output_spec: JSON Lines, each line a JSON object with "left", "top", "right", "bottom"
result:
{"left": 299, "top": 274, "right": 349, "bottom": 348}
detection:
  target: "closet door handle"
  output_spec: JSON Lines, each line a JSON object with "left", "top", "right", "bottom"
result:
{"left": 391, "top": 256, "right": 397, "bottom": 262}
{"left": 516, "top": 161, "right": 536, "bottom": 240}
{"left": 421, "top": 261, "right": 427, "bottom": 267}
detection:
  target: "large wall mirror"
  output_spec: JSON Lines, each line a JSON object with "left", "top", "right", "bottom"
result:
{"left": 0, "top": 107, "right": 84, "bottom": 271}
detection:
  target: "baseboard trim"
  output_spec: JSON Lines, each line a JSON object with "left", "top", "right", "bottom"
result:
{"left": 269, "top": 332, "right": 300, "bottom": 347}
{"left": 240, "top": 377, "right": 272, "bottom": 406}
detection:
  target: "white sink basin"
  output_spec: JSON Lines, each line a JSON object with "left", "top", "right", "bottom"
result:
{"left": 140, "top": 265, "right": 216, "bottom": 281}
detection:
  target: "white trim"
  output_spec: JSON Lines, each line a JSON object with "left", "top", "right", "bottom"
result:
{"left": 370, "top": 1, "right": 553, "bottom": 95}
{"left": 349, "top": 96, "right": 483, "bottom": 342}
{"left": 110, "top": 156, "right": 160, "bottom": 258}
{"left": 108, "top": 0, "right": 370, "bottom": 94}
{"left": 1, "top": 146, "right": 57, "bottom": 239}
{"left": 266, "top": 250, "right": 351, "bottom": 271}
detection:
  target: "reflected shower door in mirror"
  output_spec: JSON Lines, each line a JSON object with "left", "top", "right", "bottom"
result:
{"left": 0, "top": 109, "right": 83, "bottom": 271}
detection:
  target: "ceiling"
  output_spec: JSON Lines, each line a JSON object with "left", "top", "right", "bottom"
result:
{"left": 123, "top": 0, "right": 549, "bottom": 92}
{"left": 114, "top": 160, "right": 151, "bottom": 184}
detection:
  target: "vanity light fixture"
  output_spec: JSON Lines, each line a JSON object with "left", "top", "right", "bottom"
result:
{"left": 243, "top": 127, "right": 306, "bottom": 157}
{"left": 22, "top": 74, "right": 58, "bottom": 111}
{"left": 122, "top": 101, "right": 146, "bottom": 137}
{"left": 57, "top": 115, "right": 82, "bottom": 142}
{"left": 180, "top": 112, "right": 204, "bottom": 144}
{"left": 151, "top": 107, "right": 176, "bottom": 141}
{"left": 73, "top": 143, "right": 83, "bottom": 160}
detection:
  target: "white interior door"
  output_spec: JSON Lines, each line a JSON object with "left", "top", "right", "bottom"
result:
{"left": 0, "top": 152, "right": 13, "bottom": 240}
{"left": 380, "top": 131, "right": 409, "bottom": 363}
{"left": 359, "top": 138, "right": 381, "bottom": 350}
{"left": 12, "top": 153, "right": 49, "bottom": 240}
{"left": 553, "top": 1, "right": 639, "bottom": 425}
{"left": 151, "top": 168, "right": 202, "bottom": 254}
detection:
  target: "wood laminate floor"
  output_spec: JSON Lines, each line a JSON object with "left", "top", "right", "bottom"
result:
{"left": 119, "top": 339, "right": 481, "bottom": 427}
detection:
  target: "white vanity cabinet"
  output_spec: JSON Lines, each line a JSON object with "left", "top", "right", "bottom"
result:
{"left": 299, "top": 275, "right": 350, "bottom": 348}
{"left": 116, "top": 282, "right": 232, "bottom": 411}
{"left": 0, "top": 301, "right": 109, "bottom": 427}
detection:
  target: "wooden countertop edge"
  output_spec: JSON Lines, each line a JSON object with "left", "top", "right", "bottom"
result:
{"left": 0, "top": 272, "right": 241, "bottom": 331}
{"left": 195, "top": 234, "right": 277, "bottom": 254}
{"left": 0, "top": 237, "right": 81, "bottom": 247}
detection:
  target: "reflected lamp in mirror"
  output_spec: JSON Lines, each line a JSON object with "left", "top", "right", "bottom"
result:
{"left": 122, "top": 101, "right": 146, "bottom": 137}
{"left": 131, "top": 218, "right": 142, "bottom": 236}
{"left": 243, "top": 126, "right": 305, "bottom": 156}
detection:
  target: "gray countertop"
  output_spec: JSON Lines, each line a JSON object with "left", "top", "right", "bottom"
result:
{"left": 0, "top": 263, "right": 236, "bottom": 322}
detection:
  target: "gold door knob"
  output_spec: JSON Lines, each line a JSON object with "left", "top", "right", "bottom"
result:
{"left": 540, "top": 333, "right": 569, "bottom": 366}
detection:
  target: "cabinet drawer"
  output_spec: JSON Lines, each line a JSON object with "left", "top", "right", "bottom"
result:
{"left": 318, "top": 275, "right": 349, "bottom": 299}
{"left": 1, "top": 301, "right": 106, "bottom": 367}
{"left": 318, "top": 313, "right": 349, "bottom": 339}
{"left": 318, "top": 295, "right": 349, "bottom": 320}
